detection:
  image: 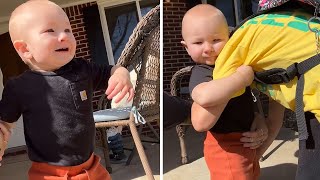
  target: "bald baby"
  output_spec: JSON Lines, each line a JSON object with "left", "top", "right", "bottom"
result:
{"left": 181, "top": 4, "right": 229, "bottom": 65}
{"left": 181, "top": 4, "right": 228, "bottom": 39}
{"left": 8, "top": 0, "right": 76, "bottom": 71}
{"left": 9, "top": 0, "right": 66, "bottom": 42}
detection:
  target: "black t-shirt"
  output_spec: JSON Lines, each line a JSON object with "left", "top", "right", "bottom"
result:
{"left": 0, "top": 58, "right": 112, "bottom": 166}
{"left": 163, "top": 91, "right": 191, "bottom": 129}
{"left": 189, "top": 64, "right": 254, "bottom": 133}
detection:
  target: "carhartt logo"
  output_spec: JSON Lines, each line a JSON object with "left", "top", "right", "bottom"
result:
{"left": 80, "top": 90, "right": 87, "bottom": 101}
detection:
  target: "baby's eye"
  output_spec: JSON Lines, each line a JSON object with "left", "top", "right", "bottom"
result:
{"left": 193, "top": 42, "right": 202, "bottom": 45}
{"left": 45, "top": 29, "right": 54, "bottom": 33}
{"left": 65, "top": 29, "right": 71, "bottom": 33}
{"left": 213, "top": 39, "right": 221, "bottom": 43}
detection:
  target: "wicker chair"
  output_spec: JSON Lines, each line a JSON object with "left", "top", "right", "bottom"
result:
{"left": 170, "top": 66, "right": 193, "bottom": 164}
{"left": 94, "top": 5, "right": 159, "bottom": 180}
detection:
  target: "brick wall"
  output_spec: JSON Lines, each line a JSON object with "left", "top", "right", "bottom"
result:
{"left": 163, "top": 0, "right": 195, "bottom": 92}
{"left": 64, "top": 2, "right": 159, "bottom": 137}
{"left": 64, "top": 2, "right": 94, "bottom": 61}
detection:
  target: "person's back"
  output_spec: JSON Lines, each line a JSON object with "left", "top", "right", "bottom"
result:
{"left": 213, "top": 7, "right": 320, "bottom": 119}
{"left": 210, "top": 3, "right": 320, "bottom": 179}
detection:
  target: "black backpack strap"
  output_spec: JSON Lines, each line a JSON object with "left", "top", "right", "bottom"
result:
{"left": 230, "top": 9, "right": 271, "bottom": 36}
{"left": 254, "top": 67, "right": 295, "bottom": 84}
{"left": 254, "top": 60, "right": 300, "bottom": 84}
{"left": 295, "top": 54, "right": 320, "bottom": 148}
{"left": 254, "top": 54, "right": 320, "bottom": 148}
{"left": 254, "top": 54, "right": 320, "bottom": 85}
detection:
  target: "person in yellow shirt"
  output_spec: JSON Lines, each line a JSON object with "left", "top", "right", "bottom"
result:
{"left": 192, "top": 1, "right": 320, "bottom": 179}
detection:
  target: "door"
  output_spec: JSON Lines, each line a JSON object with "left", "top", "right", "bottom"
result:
{"left": 0, "top": 32, "right": 28, "bottom": 149}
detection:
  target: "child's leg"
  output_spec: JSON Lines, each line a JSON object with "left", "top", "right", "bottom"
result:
{"left": 28, "top": 154, "right": 111, "bottom": 180}
{"left": 296, "top": 116, "right": 320, "bottom": 180}
{"left": 204, "top": 131, "right": 259, "bottom": 180}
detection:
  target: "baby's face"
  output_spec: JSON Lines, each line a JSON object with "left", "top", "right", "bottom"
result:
{"left": 20, "top": 4, "right": 76, "bottom": 71}
{"left": 182, "top": 17, "right": 229, "bottom": 65}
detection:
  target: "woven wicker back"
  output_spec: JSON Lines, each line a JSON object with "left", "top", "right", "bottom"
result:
{"left": 116, "top": 5, "right": 160, "bottom": 122}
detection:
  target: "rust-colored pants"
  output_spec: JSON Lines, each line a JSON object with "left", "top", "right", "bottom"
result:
{"left": 204, "top": 132, "right": 260, "bottom": 180}
{"left": 28, "top": 154, "right": 111, "bottom": 180}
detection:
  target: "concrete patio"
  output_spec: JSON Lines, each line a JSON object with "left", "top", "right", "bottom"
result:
{"left": 164, "top": 127, "right": 299, "bottom": 180}
{"left": 0, "top": 126, "right": 299, "bottom": 180}
{"left": 0, "top": 136, "right": 160, "bottom": 180}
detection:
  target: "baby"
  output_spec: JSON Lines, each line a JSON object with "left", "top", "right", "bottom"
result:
{"left": 181, "top": 4, "right": 272, "bottom": 180}
{"left": 0, "top": 1, "right": 133, "bottom": 179}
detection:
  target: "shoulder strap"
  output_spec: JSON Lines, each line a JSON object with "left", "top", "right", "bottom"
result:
{"left": 254, "top": 54, "right": 320, "bottom": 84}
{"left": 255, "top": 54, "right": 320, "bottom": 148}
{"left": 294, "top": 55, "right": 320, "bottom": 148}
{"left": 230, "top": 9, "right": 270, "bottom": 37}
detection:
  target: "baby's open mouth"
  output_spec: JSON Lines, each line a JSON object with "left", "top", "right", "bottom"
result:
{"left": 55, "top": 48, "right": 69, "bottom": 52}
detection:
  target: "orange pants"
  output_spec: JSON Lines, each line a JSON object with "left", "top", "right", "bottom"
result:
{"left": 28, "top": 154, "right": 111, "bottom": 180}
{"left": 204, "top": 132, "right": 260, "bottom": 180}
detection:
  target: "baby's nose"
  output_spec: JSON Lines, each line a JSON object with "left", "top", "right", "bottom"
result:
{"left": 58, "top": 32, "right": 68, "bottom": 42}
{"left": 203, "top": 43, "right": 213, "bottom": 53}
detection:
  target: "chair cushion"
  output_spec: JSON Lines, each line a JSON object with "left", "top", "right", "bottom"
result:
{"left": 93, "top": 107, "right": 131, "bottom": 122}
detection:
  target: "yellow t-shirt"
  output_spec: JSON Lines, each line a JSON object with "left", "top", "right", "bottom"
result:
{"left": 213, "top": 9, "right": 320, "bottom": 120}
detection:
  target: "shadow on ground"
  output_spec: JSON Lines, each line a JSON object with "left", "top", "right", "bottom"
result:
{"left": 96, "top": 136, "right": 160, "bottom": 180}
{"left": 261, "top": 128, "right": 298, "bottom": 161}
{"left": 163, "top": 126, "right": 205, "bottom": 173}
{"left": 260, "top": 163, "right": 297, "bottom": 180}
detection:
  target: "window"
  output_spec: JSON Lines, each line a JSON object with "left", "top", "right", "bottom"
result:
{"left": 98, "top": 0, "right": 158, "bottom": 65}
{"left": 105, "top": 3, "right": 138, "bottom": 62}
{"left": 204, "top": 0, "right": 238, "bottom": 27}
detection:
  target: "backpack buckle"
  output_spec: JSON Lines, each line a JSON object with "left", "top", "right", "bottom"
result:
{"left": 254, "top": 68, "right": 291, "bottom": 84}
{"left": 254, "top": 62, "right": 299, "bottom": 85}
{"left": 267, "top": 70, "right": 290, "bottom": 84}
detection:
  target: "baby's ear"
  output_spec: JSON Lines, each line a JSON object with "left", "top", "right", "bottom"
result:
{"left": 181, "top": 40, "right": 188, "bottom": 49}
{"left": 181, "top": 40, "right": 187, "bottom": 48}
{"left": 13, "top": 40, "right": 32, "bottom": 60}
{"left": 181, "top": 40, "right": 189, "bottom": 53}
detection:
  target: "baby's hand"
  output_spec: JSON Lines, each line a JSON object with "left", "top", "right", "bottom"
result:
{"left": 236, "top": 65, "right": 254, "bottom": 86}
{"left": 105, "top": 66, "right": 134, "bottom": 103}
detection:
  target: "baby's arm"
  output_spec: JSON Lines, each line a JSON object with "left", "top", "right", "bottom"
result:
{"left": 105, "top": 66, "right": 134, "bottom": 103}
{"left": 192, "top": 65, "right": 254, "bottom": 107}
{"left": 189, "top": 65, "right": 249, "bottom": 131}
{"left": 191, "top": 101, "right": 228, "bottom": 132}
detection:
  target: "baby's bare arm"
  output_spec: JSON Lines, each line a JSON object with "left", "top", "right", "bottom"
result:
{"left": 192, "top": 65, "right": 254, "bottom": 107}
{"left": 191, "top": 102, "right": 228, "bottom": 132}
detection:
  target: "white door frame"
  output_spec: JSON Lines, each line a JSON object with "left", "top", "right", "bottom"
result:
{"left": 97, "top": 0, "right": 144, "bottom": 65}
